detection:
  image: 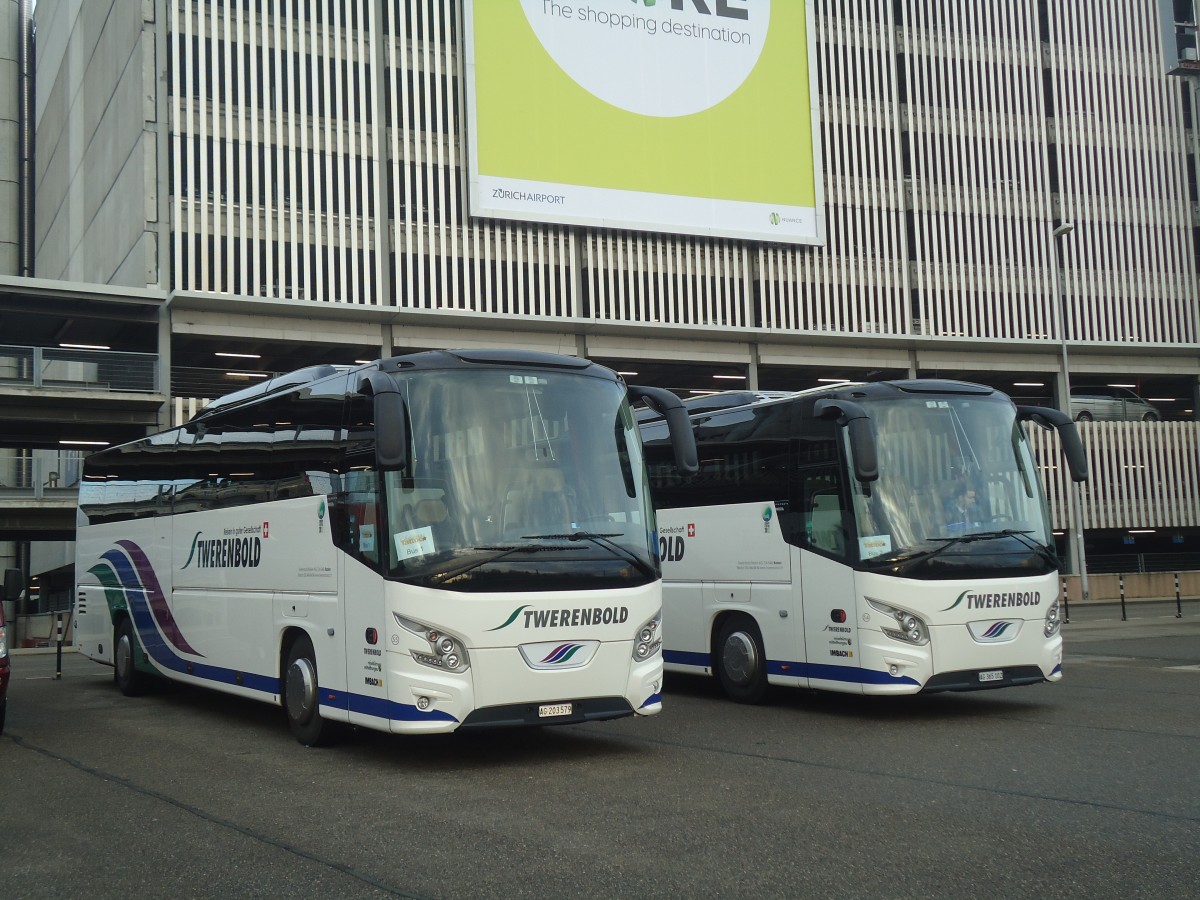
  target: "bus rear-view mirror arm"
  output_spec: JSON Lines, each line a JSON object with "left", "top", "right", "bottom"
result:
{"left": 813, "top": 398, "right": 879, "bottom": 483}
{"left": 629, "top": 385, "right": 699, "bottom": 475}
{"left": 358, "top": 371, "right": 409, "bottom": 472}
{"left": 3, "top": 568, "right": 21, "bottom": 603}
{"left": 1017, "top": 405, "right": 1088, "bottom": 483}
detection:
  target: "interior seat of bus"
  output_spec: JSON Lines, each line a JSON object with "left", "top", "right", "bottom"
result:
{"left": 502, "top": 465, "right": 572, "bottom": 538}
{"left": 414, "top": 497, "right": 460, "bottom": 549}
{"left": 809, "top": 491, "right": 845, "bottom": 555}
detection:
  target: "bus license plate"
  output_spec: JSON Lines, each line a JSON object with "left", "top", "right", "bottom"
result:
{"left": 539, "top": 703, "right": 573, "bottom": 718}
{"left": 978, "top": 669, "right": 1004, "bottom": 683}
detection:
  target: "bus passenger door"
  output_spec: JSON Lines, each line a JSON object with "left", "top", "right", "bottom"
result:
{"left": 800, "top": 551, "right": 860, "bottom": 693}
{"left": 798, "top": 476, "right": 862, "bottom": 693}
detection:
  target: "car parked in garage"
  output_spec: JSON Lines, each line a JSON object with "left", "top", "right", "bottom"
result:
{"left": 1070, "top": 386, "right": 1160, "bottom": 422}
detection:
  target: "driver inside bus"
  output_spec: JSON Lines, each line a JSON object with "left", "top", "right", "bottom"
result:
{"left": 944, "top": 481, "right": 981, "bottom": 530}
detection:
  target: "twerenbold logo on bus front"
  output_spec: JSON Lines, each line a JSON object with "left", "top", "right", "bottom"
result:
{"left": 943, "top": 590, "right": 1043, "bottom": 612}
{"left": 488, "top": 604, "right": 630, "bottom": 631}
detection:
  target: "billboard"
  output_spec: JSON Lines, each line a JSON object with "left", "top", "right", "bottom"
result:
{"left": 464, "top": 1, "right": 824, "bottom": 245}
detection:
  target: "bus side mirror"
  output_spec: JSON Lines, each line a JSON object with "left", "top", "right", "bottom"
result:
{"left": 814, "top": 398, "right": 878, "bottom": 483}
{"left": 3, "top": 568, "right": 21, "bottom": 603}
{"left": 629, "top": 385, "right": 699, "bottom": 476}
{"left": 1017, "top": 405, "right": 1088, "bottom": 483}
{"left": 358, "top": 372, "right": 409, "bottom": 472}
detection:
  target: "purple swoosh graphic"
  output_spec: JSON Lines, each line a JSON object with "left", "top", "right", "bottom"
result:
{"left": 541, "top": 643, "right": 582, "bottom": 664}
{"left": 114, "top": 539, "right": 203, "bottom": 656}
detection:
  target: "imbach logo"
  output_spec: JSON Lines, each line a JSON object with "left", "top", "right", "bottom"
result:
{"left": 182, "top": 531, "right": 263, "bottom": 569}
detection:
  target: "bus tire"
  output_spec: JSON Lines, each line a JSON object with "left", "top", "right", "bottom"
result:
{"left": 715, "top": 615, "right": 768, "bottom": 704}
{"left": 283, "top": 634, "right": 330, "bottom": 746}
{"left": 114, "top": 617, "right": 150, "bottom": 697}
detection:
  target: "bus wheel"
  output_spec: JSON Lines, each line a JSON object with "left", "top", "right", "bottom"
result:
{"left": 114, "top": 617, "right": 149, "bottom": 697}
{"left": 715, "top": 615, "right": 768, "bottom": 704}
{"left": 284, "top": 635, "right": 329, "bottom": 746}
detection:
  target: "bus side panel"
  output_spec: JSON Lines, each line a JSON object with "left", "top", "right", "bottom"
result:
{"left": 74, "top": 518, "right": 172, "bottom": 670}
{"left": 753, "top": 579, "right": 807, "bottom": 689}
{"left": 659, "top": 503, "right": 795, "bottom": 680}
{"left": 168, "top": 496, "right": 341, "bottom": 703}
{"left": 661, "top": 580, "right": 708, "bottom": 672}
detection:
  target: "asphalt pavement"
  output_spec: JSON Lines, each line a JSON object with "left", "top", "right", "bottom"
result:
{"left": 1, "top": 603, "right": 1197, "bottom": 899}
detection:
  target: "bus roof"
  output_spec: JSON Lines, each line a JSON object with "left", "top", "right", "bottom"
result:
{"left": 636, "top": 379, "right": 1005, "bottom": 423}
{"left": 192, "top": 349, "right": 619, "bottom": 422}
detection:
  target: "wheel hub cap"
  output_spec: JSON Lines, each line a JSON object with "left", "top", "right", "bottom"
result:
{"left": 723, "top": 632, "right": 758, "bottom": 685}
{"left": 286, "top": 657, "right": 318, "bottom": 724}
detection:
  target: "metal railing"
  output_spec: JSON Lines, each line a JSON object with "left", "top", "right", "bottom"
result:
{"left": 1085, "top": 552, "right": 1200, "bottom": 575}
{"left": 0, "top": 450, "right": 84, "bottom": 499}
{"left": 0, "top": 344, "right": 158, "bottom": 393}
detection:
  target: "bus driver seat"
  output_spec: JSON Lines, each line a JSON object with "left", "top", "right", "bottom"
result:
{"left": 502, "top": 466, "right": 571, "bottom": 537}
{"left": 414, "top": 497, "right": 459, "bottom": 550}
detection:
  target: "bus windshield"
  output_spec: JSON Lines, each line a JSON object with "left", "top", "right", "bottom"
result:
{"left": 381, "top": 368, "right": 656, "bottom": 587}
{"left": 849, "top": 394, "right": 1054, "bottom": 566}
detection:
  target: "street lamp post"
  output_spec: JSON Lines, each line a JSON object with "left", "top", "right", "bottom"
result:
{"left": 1051, "top": 221, "right": 1090, "bottom": 605}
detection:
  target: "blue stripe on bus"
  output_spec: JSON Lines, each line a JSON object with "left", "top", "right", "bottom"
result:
{"left": 1051, "top": 663, "right": 1062, "bottom": 676}
{"left": 664, "top": 649, "right": 920, "bottom": 687}
{"left": 123, "top": 588, "right": 458, "bottom": 724}
{"left": 340, "top": 691, "right": 457, "bottom": 723}
{"left": 640, "top": 691, "right": 662, "bottom": 709}
{"left": 664, "top": 649, "right": 709, "bottom": 668}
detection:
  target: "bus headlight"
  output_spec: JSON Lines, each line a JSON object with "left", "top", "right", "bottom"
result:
{"left": 867, "top": 598, "right": 929, "bottom": 646}
{"left": 1044, "top": 599, "right": 1061, "bottom": 638}
{"left": 633, "top": 610, "right": 662, "bottom": 662}
{"left": 394, "top": 613, "right": 471, "bottom": 673}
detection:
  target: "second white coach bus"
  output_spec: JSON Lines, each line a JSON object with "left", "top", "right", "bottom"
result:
{"left": 638, "top": 380, "right": 1087, "bottom": 701}
{"left": 74, "top": 350, "right": 697, "bottom": 743}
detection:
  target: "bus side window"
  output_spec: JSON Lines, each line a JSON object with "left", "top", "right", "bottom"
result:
{"left": 803, "top": 473, "right": 847, "bottom": 559}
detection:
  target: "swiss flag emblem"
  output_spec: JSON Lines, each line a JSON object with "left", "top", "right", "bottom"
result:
{"left": 687, "top": 523, "right": 696, "bottom": 537}
{"left": 263, "top": 522, "right": 270, "bottom": 538}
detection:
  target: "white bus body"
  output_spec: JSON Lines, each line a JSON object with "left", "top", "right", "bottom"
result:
{"left": 641, "top": 381, "right": 1086, "bottom": 700}
{"left": 75, "top": 350, "right": 696, "bottom": 743}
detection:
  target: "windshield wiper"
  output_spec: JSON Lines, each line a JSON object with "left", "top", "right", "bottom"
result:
{"left": 428, "top": 543, "right": 572, "bottom": 585}
{"left": 925, "top": 529, "right": 1034, "bottom": 543}
{"left": 888, "top": 529, "right": 1048, "bottom": 575}
{"left": 522, "top": 531, "right": 657, "bottom": 579}
{"left": 986, "top": 528, "right": 1057, "bottom": 567}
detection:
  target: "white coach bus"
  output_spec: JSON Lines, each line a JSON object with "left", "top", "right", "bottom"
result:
{"left": 74, "top": 350, "right": 697, "bottom": 744}
{"left": 638, "top": 380, "right": 1087, "bottom": 701}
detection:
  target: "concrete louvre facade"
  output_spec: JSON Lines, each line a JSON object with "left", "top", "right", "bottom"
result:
{"left": 0, "top": 0, "right": 19, "bottom": 275}
{"left": 6, "top": 0, "right": 1200, "bottom": 573}
{"left": 33, "top": 0, "right": 158, "bottom": 286}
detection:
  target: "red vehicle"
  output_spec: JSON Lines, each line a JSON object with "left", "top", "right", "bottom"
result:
{"left": 0, "top": 568, "right": 18, "bottom": 734}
